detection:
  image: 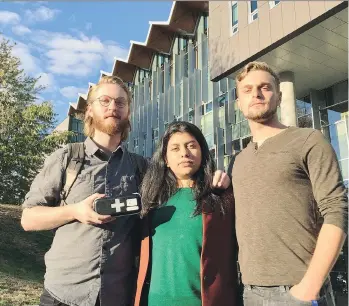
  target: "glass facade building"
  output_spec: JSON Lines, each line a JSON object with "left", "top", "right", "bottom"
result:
{"left": 68, "top": 11, "right": 348, "bottom": 183}
{"left": 123, "top": 14, "right": 348, "bottom": 184}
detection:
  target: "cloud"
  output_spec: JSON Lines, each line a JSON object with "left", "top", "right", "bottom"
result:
{"left": 35, "top": 72, "right": 56, "bottom": 92}
{"left": 104, "top": 43, "right": 129, "bottom": 64}
{"left": 25, "top": 6, "right": 60, "bottom": 23}
{"left": 30, "top": 30, "right": 128, "bottom": 76}
{"left": 46, "top": 49, "right": 102, "bottom": 76}
{"left": 60, "top": 86, "right": 86, "bottom": 99}
{"left": 2, "top": 35, "right": 57, "bottom": 100}
{"left": 12, "top": 25, "right": 31, "bottom": 36}
{"left": 54, "top": 99, "right": 70, "bottom": 107}
{"left": 48, "top": 35, "right": 104, "bottom": 52}
{"left": 0, "top": 11, "right": 21, "bottom": 25}
{"left": 11, "top": 40, "right": 41, "bottom": 74}
{"left": 34, "top": 95, "right": 48, "bottom": 105}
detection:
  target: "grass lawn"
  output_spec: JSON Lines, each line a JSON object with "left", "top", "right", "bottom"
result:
{"left": 0, "top": 204, "right": 53, "bottom": 306}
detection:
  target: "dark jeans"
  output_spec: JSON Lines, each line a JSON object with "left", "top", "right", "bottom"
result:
{"left": 243, "top": 277, "right": 335, "bottom": 306}
{"left": 39, "top": 288, "right": 100, "bottom": 306}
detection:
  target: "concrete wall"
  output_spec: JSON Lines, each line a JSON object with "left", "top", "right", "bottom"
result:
{"left": 209, "top": 1, "right": 345, "bottom": 81}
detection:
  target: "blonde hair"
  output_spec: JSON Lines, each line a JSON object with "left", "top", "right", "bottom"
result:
{"left": 235, "top": 61, "right": 280, "bottom": 94}
{"left": 84, "top": 76, "right": 132, "bottom": 141}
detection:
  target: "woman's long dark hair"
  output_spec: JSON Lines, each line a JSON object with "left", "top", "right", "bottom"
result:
{"left": 140, "top": 121, "right": 227, "bottom": 217}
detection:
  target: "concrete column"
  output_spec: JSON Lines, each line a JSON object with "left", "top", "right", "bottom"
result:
{"left": 279, "top": 71, "right": 297, "bottom": 127}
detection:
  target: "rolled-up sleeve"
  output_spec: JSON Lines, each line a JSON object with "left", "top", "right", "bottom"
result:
{"left": 303, "top": 130, "right": 348, "bottom": 233}
{"left": 22, "top": 146, "right": 68, "bottom": 209}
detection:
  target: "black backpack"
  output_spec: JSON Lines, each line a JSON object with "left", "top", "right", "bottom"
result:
{"left": 60, "top": 142, "right": 147, "bottom": 204}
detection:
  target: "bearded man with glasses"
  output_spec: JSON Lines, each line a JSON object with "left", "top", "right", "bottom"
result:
{"left": 21, "top": 76, "right": 146, "bottom": 306}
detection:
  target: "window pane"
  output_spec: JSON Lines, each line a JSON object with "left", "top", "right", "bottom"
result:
{"left": 218, "top": 93, "right": 228, "bottom": 108}
{"left": 240, "top": 120, "right": 250, "bottom": 137}
{"left": 201, "top": 113, "right": 213, "bottom": 135}
{"left": 183, "top": 39, "right": 188, "bottom": 51}
{"left": 232, "top": 139, "right": 241, "bottom": 153}
{"left": 232, "top": 3, "right": 238, "bottom": 26}
{"left": 219, "top": 107, "right": 225, "bottom": 128}
{"left": 184, "top": 53, "right": 189, "bottom": 77}
{"left": 232, "top": 124, "right": 240, "bottom": 140}
{"left": 224, "top": 156, "right": 231, "bottom": 169}
{"left": 206, "top": 101, "right": 213, "bottom": 113}
{"left": 204, "top": 134, "right": 214, "bottom": 149}
{"left": 296, "top": 99, "right": 312, "bottom": 117}
{"left": 275, "top": 1, "right": 280, "bottom": 5}
{"left": 250, "top": 1, "right": 258, "bottom": 12}
{"left": 329, "top": 119, "right": 348, "bottom": 161}
{"left": 188, "top": 110, "right": 194, "bottom": 123}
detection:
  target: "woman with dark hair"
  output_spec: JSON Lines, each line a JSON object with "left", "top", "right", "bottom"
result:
{"left": 134, "top": 121, "right": 237, "bottom": 306}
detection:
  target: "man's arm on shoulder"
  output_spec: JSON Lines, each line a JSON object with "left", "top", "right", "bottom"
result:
{"left": 290, "top": 129, "right": 347, "bottom": 301}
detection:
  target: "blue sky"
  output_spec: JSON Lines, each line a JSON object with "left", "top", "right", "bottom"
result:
{"left": 0, "top": 1, "right": 173, "bottom": 125}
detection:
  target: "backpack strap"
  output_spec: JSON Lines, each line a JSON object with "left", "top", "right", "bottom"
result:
{"left": 129, "top": 152, "right": 148, "bottom": 187}
{"left": 60, "top": 142, "right": 85, "bottom": 205}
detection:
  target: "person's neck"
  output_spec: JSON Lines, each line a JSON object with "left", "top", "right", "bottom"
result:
{"left": 177, "top": 179, "right": 194, "bottom": 188}
{"left": 92, "top": 130, "right": 122, "bottom": 154}
{"left": 248, "top": 116, "right": 288, "bottom": 144}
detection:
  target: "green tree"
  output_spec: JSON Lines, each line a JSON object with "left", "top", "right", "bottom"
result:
{"left": 0, "top": 38, "right": 71, "bottom": 204}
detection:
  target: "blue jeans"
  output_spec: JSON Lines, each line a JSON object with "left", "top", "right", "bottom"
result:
{"left": 243, "top": 278, "right": 335, "bottom": 306}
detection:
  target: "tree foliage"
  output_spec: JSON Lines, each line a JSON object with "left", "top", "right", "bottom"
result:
{"left": 0, "top": 38, "right": 71, "bottom": 204}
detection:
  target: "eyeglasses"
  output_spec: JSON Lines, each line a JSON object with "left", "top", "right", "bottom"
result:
{"left": 94, "top": 95, "right": 128, "bottom": 108}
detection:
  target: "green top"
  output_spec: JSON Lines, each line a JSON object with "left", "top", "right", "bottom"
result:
{"left": 148, "top": 188, "right": 203, "bottom": 306}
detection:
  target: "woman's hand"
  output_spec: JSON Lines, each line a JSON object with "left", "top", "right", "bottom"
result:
{"left": 212, "top": 170, "right": 231, "bottom": 189}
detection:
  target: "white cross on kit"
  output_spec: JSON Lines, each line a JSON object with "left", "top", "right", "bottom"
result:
{"left": 111, "top": 199, "right": 124, "bottom": 212}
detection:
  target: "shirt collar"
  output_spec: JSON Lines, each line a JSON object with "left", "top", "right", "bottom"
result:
{"left": 84, "top": 137, "right": 126, "bottom": 157}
